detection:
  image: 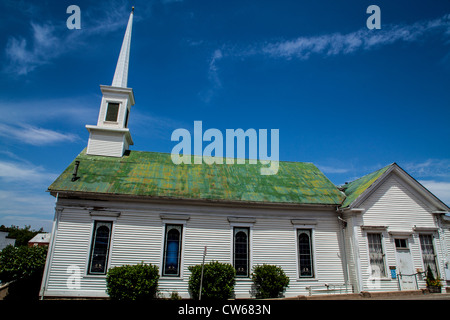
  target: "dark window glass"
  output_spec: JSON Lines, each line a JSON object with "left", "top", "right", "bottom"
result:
{"left": 395, "top": 238, "right": 408, "bottom": 249}
{"left": 88, "top": 221, "right": 112, "bottom": 275}
{"left": 163, "top": 225, "right": 182, "bottom": 276}
{"left": 124, "top": 108, "right": 129, "bottom": 128}
{"left": 105, "top": 103, "right": 120, "bottom": 122}
{"left": 234, "top": 227, "right": 249, "bottom": 277}
{"left": 298, "top": 229, "right": 314, "bottom": 277}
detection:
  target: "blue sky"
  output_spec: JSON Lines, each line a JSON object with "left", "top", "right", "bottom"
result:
{"left": 0, "top": 0, "right": 449, "bottom": 231}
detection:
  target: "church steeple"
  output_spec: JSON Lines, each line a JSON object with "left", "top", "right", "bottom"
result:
{"left": 86, "top": 8, "right": 135, "bottom": 157}
{"left": 112, "top": 7, "right": 133, "bottom": 88}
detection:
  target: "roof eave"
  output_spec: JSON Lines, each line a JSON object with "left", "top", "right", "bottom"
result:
{"left": 49, "top": 190, "right": 341, "bottom": 211}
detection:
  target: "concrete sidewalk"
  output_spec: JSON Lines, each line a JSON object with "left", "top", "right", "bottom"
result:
{"left": 284, "top": 289, "right": 450, "bottom": 300}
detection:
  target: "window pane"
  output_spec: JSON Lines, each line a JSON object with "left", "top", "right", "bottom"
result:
{"left": 124, "top": 108, "right": 129, "bottom": 128}
{"left": 105, "top": 103, "right": 120, "bottom": 122}
{"left": 298, "top": 229, "right": 314, "bottom": 277}
{"left": 163, "top": 225, "right": 182, "bottom": 276}
{"left": 419, "top": 234, "right": 438, "bottom": 277}
{"left": 234, "top": 228, "right": 249, "bottom": 277}
{"left": 395, "top": 239, "right": 408, "bottom": 249}
{"left": 89, "top": 221, "right": 112, "bottom": 274}
{"left": 367, "top": 233, "right": 386, "bottom": 277}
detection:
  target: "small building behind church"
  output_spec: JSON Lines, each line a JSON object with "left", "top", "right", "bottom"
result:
{"left": 39, "top": 8, "right": 450, "bottom": 299}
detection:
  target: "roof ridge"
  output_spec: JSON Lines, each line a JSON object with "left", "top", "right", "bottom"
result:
{"left": 78, "top": 149, "right": 317, "bottom": 166}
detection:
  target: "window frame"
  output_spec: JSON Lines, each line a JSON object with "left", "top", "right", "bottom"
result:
{"left": 104, "top": 102, "right": 120, "bottom": 122}
{"left": 366, "top": 232, "right": 387, "bottom": 279}
{"left": 394, "top": 238, "right": 409, "bottom": 250}
{"left": 233, "top": 227, "right": 250, "bottom": 278}
{"left": 419, "top": 233, "right": 439, "bottom": 277}
{"left": 162, "top": 224, "right": 184, "bottom": 277}
{"left": 228, "top": 221, "right": 254, "bottom": 279}
{"left": 296, "top": 228, "right": 315, "bottom": 279}
{"left": 87, "top": 220, "right": 113, "bottom": 276}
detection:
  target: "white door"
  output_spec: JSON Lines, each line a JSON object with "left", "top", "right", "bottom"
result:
{"left": 395, "top": 239, "right": 416, "bottom": 290}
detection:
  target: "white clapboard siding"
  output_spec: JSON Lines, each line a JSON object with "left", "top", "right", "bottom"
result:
{"left": 42, "top": 200, "right": 347, "bottom": 299}
{"left": 86, "top": 130, "right": 125, "bottom": 157}
{"left": 354, "top": 173, "right": 444, "bottom": 292}
{"left": 442, "top": 226, "right": 450, "bottom": 282}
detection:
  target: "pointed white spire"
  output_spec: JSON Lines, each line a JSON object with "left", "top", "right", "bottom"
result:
{"left": 86, "top": 8, "right": 135, "bottom": 158}
{"left": 112, "top": 7, "right": 134, "bottom": 88}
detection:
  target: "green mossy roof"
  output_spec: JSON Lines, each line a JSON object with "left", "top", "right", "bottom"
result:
{"left": 48, "top": 149, "right": 346, "bottom": 206}
{"left": 340, "top": 164, "right": 392, "bottom": 208}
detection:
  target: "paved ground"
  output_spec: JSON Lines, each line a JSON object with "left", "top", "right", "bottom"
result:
{"left": 365, "top": 293, "right": 450, "bottom": 300}
{"left": 286, "top": 289, "right": 450, "bottom": 300}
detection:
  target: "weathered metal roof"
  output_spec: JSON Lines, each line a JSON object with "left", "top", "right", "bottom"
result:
{"left": 48, "top": 149, "right": 345, "bottom": 206}
{"left": 340, "top": 164, "right": 392, "bottom": 208}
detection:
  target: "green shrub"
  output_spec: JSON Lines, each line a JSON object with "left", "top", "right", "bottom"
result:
{"left": 188, "top": 261, "right": 236, "bottom": 300}
{"left": 251, "top": 264, "right": 290, "bottom": 298}
{"left": 426, "top": 265, "right": 442, "bottom": 287}
{"left": 106, "top": 263, "right": 159, "bottom": 300}
{"left": 0, "top": 245, "right": 48, "bottom": 300}
{"left": 0, "top": 245, "right": 48, "bottom": 282}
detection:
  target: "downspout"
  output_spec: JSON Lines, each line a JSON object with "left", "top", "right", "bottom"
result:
{"left": 336, "top": 209, "right": 350, "bottom": 292}
{"left": 350, "top": 214, "right": 363, "bottom": 293}
{"left": 338, "top": 207, "right": 364, "bottom": 293}
{"left": 40, "top": 193, "right": 60, "bottom": 300}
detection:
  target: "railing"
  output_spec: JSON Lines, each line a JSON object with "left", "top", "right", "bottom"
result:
{"left": 305, "top": 283, "right": 353, "bottom": 296}
{"left": 396, "top": 272, "right": 422, "bottom": 291}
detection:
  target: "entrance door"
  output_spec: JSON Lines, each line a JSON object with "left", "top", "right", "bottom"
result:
{"left": 395, "top": 238, "right": 416, "bottom": 290}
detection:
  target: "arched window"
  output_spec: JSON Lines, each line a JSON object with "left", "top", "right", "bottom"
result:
{"left": 163, "top": 225, "right": 183, "bottom": 276}
{"left": 88, "top": 221, "right": 113, "bottom": 274}
{"left": 297, "top": 229, "right": 314, "bottom": 277}
{"left": 234, "top": 227, "right": 249, "bottom": 277}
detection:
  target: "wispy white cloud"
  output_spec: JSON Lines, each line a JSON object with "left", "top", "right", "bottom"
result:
{"left": 258, "top": 14, "right": 450, "bottom": 60}
{"left": 0, "top": 97, "right": 98, "bottom": 125}
{"left": 317, "top": 165, "right": 350, "bottom": 174}
{"left": 0, "top": 123, "right": 79, "bottom": 146}
{"left": 419, "top": 180, "right": 450, "bottom": 206}
{"left": 402, "top": 159, "right": 450, "bottom": 206}
{"left": 0, "top": 159, "right": 57, "bottom": 183}
{"left": 203, "top": 14, "right": 450, "bottom": 101}
{"left": 0, "top": 189, "right": 55, "bottom": 231}
{"left": 5, "top": 22, "right": 61, "bottom": 75}
{"left": 3, "top": 0, "right": 137, "bottom": 76}
{"left": 3, "top": 0, "right": 184, "bottom": 76}
{"left": 403, "top": 159, "right": 450, "bottom": 179}
{"left": 199, "top": 49, "right": 224, "bottom": 103}
{"left": 132, "top": 110, "right": 189, "bottom": 140}
{"left": 0, "top": 159, "right": 58, "bottom": 231}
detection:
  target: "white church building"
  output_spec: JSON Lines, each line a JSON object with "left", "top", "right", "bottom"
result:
{"left": 39, "top": 9, "right": 450, "bottom": 299}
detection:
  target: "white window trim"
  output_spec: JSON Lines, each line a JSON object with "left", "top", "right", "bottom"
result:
{"left": 417, "top": 232, "right": 440, "bottom": 277}
{"left": 229, "top": 220, "right": 254, "bottom": 278}
{"left": 394, "top": 237, "right": 410, "bottom": 250}
{"left": 294, "top": 225, "right": 317, "bottom": 280}
{"left": 159, "top": 219, "right": 187, "bottom": 279}
{"left": 104, "top": 101, "right": 121, "bottom": 123}
{"left": 363, "top": 231, "right": 389, "bottom": 280}
{"left": 84, "top": 216, "right": 116, "bottom": 278}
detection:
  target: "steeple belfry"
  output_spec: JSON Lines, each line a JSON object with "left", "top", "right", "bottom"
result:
{"left": 86, "top": 8, "right": 135, "bottom": 157}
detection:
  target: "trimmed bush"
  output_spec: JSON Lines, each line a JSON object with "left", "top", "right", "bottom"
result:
{"left": 0, "top": 245, "right": 48, "bottom": 300}
{"left": 251, "top": 264, "right": 290, "bottom": 298}
{"left": 188, "top": 261, "right": 236, "bottom": 300}
{"left": 106, "top": 263, "right": 159, "bottom": 300}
